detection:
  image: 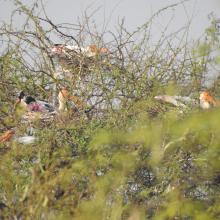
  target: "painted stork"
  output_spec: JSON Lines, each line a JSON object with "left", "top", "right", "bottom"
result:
{"left": 155, "top": 90, "right": 218, "bottom": 110}
{"left": 51, "top": 44, "right": 108, "bottom": 58}
{"left": 0, "top": 129, "right": 37, "bottom": 144}
{"left": 15, "top": 91, "right": 55, "bottom": 113}
{"left": 58, "top": 89, "right": 86, "bottom": 112}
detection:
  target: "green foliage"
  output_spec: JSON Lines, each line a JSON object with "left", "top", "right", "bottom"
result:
{"left": 1, "top": 104, "right": 220, "bottom": 219}
{"left": 0, "top": 1, "right": 220, "bottom": 219}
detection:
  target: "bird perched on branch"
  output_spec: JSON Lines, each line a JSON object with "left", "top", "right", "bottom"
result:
{"left": 14, "top": 91, "right": 57, "bottom": 124}
{"left": 154, "top": 95, "right": 198, "bottom": 109}
{"left": 0, "top": 92, "right": 54, "bottom": 145}
{"left": 58, "top": 89, "right": 86, "bottom": 112}
{"left": 1, "top": 89, "right": 87, "bottom": 145}
{"left": 0, "top": 129, "right": 36, "bottom": 144}
{"left": 0, "top": 130, "right": 15, "bottom": 143}
{"left": 15, "top": 91, "right": 55, "bottom": 113}
{"left": 51, "top": 43, "right": 109, "bottom": 73}
{"left": 51, "top": 44, "right": 108, "bottom": 58}
{"left": 15, "top": 90, "right": 86, "bottom": 115}
{"left": 155, "top": 90, "right": 218, "bottom": 110}
{"left": 50, "top": 44, "right": 109, "bottom": 105}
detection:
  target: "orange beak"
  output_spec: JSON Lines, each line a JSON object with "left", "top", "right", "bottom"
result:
{"left": 0, "top": 130, "right": 15, "bottom": 143}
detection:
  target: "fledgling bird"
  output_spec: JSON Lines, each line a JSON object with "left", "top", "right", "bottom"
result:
{"left": 51, "top": 44, "right": 108, "bottom": 58}
{"left": 199, "top": 90, "right": 217, "bottom": 109}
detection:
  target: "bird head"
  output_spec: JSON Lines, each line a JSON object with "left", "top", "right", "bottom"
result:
{"left": 58, "top": 89, "right": 86, "bottom": 111}
{"left": 18, "top": 91, "right": 25, "bottom": 100}
{"left": 200, "top": 90, "right": 212, "bottom": 101}
{"left": 88, "top": 44, "right": 98, "bottom": 53}
{"left": 58, "top": 89, "right": 70, "bottom": 111}
{"left": 58, "top": 89, "right": 70, "bottom": 100}
{"left": 199, "top": 90, "right": 217, "bottom": 107}
{"left": 200, "top": 91, "right": 209, "bottom": 100}
{"left": 14, "top": 91, "right": 36, "bottom": 110}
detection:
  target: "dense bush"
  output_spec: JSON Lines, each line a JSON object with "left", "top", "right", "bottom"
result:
{"left": 0, "top": 1, "right": 220, "bottom": 219}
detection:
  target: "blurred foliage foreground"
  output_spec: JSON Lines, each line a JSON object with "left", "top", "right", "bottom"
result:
{"left": 0, "top": 101, "right": 220, "bottom": 220}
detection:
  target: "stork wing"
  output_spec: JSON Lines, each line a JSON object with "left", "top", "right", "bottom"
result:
{"left": 37, "top": 101, "right": 55, "bottom": 112}
{"left": 154, "top": 95, "right": 187, "bottom": 108}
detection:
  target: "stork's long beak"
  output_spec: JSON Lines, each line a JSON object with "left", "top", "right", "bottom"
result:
{"left": 0, "top": 130, "right": 15, "bottom": 143}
